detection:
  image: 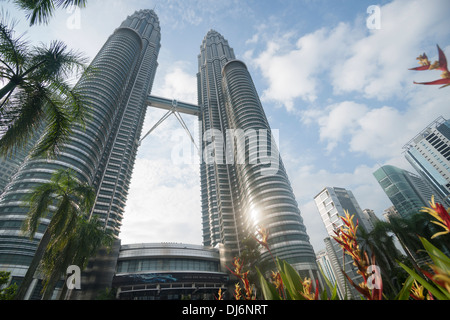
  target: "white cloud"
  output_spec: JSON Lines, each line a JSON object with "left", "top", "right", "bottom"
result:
{"left": 331, "top": 0, "right": 450, "bottom": 99}
{"left": 153, "top": 61, "right": 197, "bottom": 104}
{"left": 120, "top": 157, "right": 201, "bottom": 245}
{"left": 300, "top": 94, "right": 449, "bottom": 160}
{"left": 251, "top": 22, "right": 357, "bottom": 109}
{"left": 248, "top": 0, "right": 450, "bottom": 111}
{"left": 314, "top": 101, "right": 370, "bottom": 153}
{"left": 119, "top": 57, "right": 201, "bottom": 245}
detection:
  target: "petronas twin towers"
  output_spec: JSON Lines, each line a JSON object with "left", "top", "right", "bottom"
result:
{"left": 0, "top": 10, "right": 319, "bottom": 286}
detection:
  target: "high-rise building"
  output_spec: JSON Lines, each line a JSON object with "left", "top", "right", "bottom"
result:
{"left": 0, "top": 154, "right": 25, "bottom": 195}
{"left": 198, "top": 30, "right": 319, "bottom": 280}
{"left": 382, "top": 205, "right": 400, "bottom": 222}
{"left": 314, "top": 187, "right": 373, "bottom": 299}
{"left": 403, "top": 116, "right": 450, "bottom": 206}
{"left": 362, "top": 208, "right": 379, "bottom": 229}
{"left": 373, "top": 165, "right": 444, "bottom": 218}
{"left": 317, "top": 238, "right": 349, "bottom": 300}
{"left": 0, "top": 10, "right": 161, "bottom": 290}
{"left": 314, "top": 187, "right": 374, "bottom": 235}
{"left": 0, "top": 126, "right": 44, "bottom": 195}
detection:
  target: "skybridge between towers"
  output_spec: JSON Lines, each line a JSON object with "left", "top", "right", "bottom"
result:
{"left": 139, "top": 95, "right": 200, "bottom": 146}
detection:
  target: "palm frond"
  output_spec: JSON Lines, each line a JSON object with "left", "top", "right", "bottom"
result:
{"left": 21, "top": 183, "right": 56, "bottom": 238}
{"left": 72, "top": 183, "right": 95, "bottom": 213}
{"left": 30, "top": 90, "right": 72, "bottom": 158}
{"left": 13, "top": 0, "right": 55, "bottom": 26}
{"left": 47, "top": 77, "right": 92, "bottom": 128}
{"left": 0, "top": 84, "right": 47, "bottom": 157}
{"left": 47, "top": 196, "right": 74, "bottom": 237}
{"left": 14, "top": 0, "right": 87, "bottom": 26}
{"left": 0, "top": 10, "right": 28, "bottom": 73}
{"left": 26, "top": 40, "right": 88, "bottom": 82}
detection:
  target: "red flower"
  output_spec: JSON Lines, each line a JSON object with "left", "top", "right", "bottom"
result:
{"left": 421, "top": 196, "right": 450, "bottom": 238}
{"left": 409, "top": 53, "right": 431, "bottom": 70}
{"left": 411, "top": 45, "right": 450, "bottom": 88}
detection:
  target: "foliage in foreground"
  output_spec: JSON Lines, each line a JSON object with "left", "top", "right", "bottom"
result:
{"left": 217, "top": 196, "right": 450, "bottom": 301}
{"left": 0, "top": 271, "right": 17, "bottom": 300}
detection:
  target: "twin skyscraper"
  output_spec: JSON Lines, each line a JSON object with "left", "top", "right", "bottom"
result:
{"left": 0, "top": 10, "right": 320, "bottom": 286}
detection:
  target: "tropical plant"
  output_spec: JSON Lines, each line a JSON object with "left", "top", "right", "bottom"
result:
{"left": 218, "top": 195, "right": 450, "bottom": 301}
{"left": 0, "top": 12, "right": 90, "bottom": 158}
{"left": 40, "top": 215, "right": 113, "bottom": 299}
{"left": 221, "top": 226, "right": 326, "bottom": 301}
{"left": 0, "top": 271, "right": 17, "bottom": 300}
{"left": 397, "top": 196, "right": 450, "bottom": 300}
{"left": 356, "top": 222, "right": 404, "bottom": 296}
{"left": 331, "top": 211, "right": 384, "bottom": 300}
{"left": 14, "top": 168, "right": 95, "bottom": 300}
{"left": 12, "top": 0, "right": 87, "bottom": 26}
{"left": 410, "top": 44, "right": 450, "bottom": 88}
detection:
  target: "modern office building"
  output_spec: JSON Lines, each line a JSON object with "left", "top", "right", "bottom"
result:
{"left": 198, "top": 30, "right": 319, "bottom": 281}
{"left": 0, "top": 127, "right": 44, "bottom": 195}
{"left": 0, "top": 9, "right": 161, "bottom": 287}
{"left": 403, "top": 116, "right": 450, "bottom": 206}
{"left": 112, "top": 243, "right": 229, "bottom": 300}
{"left": 382, "top": 205, "right": 401, "bottom": 222}
{"left": 0, "top": 155, "right": 24, "bottom": 195}
{"left": 362, "top": 208, "right": 379, "bottom": 228}
{"left": 314, "top": 187, "right": 373, "bottom": 299}
{"left": 314, "top": 187, "right": 374, "bottom": 235}
{"left": 373, "top": 165, "right": 444, "bottom": 218}
{"left": 317, "top": 238, "right": 350, "bottom": 300}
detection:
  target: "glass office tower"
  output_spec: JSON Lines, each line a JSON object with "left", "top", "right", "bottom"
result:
{"left": 314, "top": 187, "right": 370, "bottom": 299}
{"left": 373, "top": 165, "right": 443, "bottom": 218}
{"left": 403, "top": 116, "right": 450, "bottom": 206}
{"left": 0, "top": 10, "right": 161, "bottom": 286}
{"left": 198, "top": 30, "right": 318, "bottom": 279}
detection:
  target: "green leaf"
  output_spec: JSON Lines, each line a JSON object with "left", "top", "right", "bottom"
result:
{"left": 398, "top": 262, "right": 449, "bottom": 300}
{"left": 256, "top": 267, "right": 281, "bottom": 300}
{"left": 420, "top": 237, "right": 450, "bottom": 271}
{"left": 394, "top": 275, "right": 414, "bottom": 300}
{"left": 318, "top": 264, "right": 339, "bottom": 300}
{"left": 320, "top": 286, "right": 328, "bottom": 301}
{"left": 279, "top": 259, "right": 306, "bottom": 300}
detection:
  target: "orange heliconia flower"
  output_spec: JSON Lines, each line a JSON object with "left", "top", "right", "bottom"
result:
{"left": 421, "top": 196, "right": 450, "bottom": 239}
{"left": 411, "top": 45, "right": 450, "bottom": 88}
{"left": 332, "top": 210, "right": 383, "bottom": 300}
{"left": 300, "top": 278, "right": 319, "bottom": 300}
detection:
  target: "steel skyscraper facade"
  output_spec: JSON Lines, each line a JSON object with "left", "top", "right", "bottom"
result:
{"left": 314, "top": 187, "right": 370, "bottom": 299}
{"left": 198, "top": 31, "right": 318, "bottom": 279}
{"left": 403, "top": 116, "right": 450, "bottom": 206}
{"left": 373, "top": 165, "right": 443, "bottom": 218}
{"left": 0, "top": 10, "right": 161, "bottom": 286}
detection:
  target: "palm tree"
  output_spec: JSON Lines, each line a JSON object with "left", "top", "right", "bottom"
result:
{"left": 0, "top": 13, "right": 90, "bottom": 158}
{"left": 381, "top": 213, "right": 439, "bottom": 277}
{"left": 357, "top": 223, "right": 405, "bottom": 296}
{"left": 14, "top": 168, "right": 95, "bottom": 300}
{"left": 40, "top": 215, "right": 113, "bottom": 300}
{"left": 12, "top": 0, "right": 87, "bottom": 26}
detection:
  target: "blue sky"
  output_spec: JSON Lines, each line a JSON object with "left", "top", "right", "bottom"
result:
{"left": 3, "top": 0, "right": 450, "bottom": 253}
